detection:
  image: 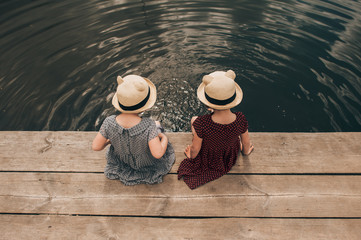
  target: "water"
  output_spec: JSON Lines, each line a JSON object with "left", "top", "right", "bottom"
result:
{"left": 1, "top": 0, "right": 361, "bottom": 132}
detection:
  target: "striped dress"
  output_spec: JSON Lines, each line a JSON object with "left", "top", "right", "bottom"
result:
{"left": 177, "top": 112, "right": 248, "bottom": 189}
{"left": 99, "top": 115, "right": 175, "bottom": 185}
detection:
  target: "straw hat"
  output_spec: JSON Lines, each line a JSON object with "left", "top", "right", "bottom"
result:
{"left": 112, "top": 75, "right": 157, "bottom": 113}
{"left": 197, "top": 70, "right": 243, "bottom": 110}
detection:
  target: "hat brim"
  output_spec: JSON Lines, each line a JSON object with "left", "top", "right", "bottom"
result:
{"left": 112, "top": 77, "right": 157, "bottom": 113}
{"left": 197, "top": 82, "right": 243, "bottom": 110}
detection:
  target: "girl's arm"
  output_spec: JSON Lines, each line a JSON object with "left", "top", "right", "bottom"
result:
{"left": 92, "top": 132, "right": 110, "bottom": 151}
{"left": 148, "top": 133, "right": 168, "bottom": 159}
{"left": 240, "top": 130, "right": 254, "bottom": 155}
{"left": 184, "top": 117, "right": 203, "bottom": 159}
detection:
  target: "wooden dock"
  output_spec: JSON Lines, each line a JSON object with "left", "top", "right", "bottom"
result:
{"left": 1, "top": 131, "right": 361, "bottom": 239}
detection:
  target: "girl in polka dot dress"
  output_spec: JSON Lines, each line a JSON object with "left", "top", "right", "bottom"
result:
{"left": 92, "top": 75, "right": 175, "bottom": 185}
{"left": 177, "top": 70, "right": 254, "bottom": 189}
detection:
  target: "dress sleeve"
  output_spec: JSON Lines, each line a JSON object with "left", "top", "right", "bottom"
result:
{"left": 99, "top": 117, "right": 109, "bottom": 139}
{"left": 148, "top": 120, "right": 159, "bottom": 142}
{"left": 192, "top": 116, "right": 204, "bottom": 138}
{"left": 238, "top": 112, "right": 249, "bottom": 134}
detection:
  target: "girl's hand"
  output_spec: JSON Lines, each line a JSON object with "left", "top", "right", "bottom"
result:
{"left": 158, "top": 132, "right": 166, "bottom": 140}
{"left": 184, "top": 145, "right": 191, "bottom": 158}
{"left": 243, "top": 144, "right": 254, "bottom": 156}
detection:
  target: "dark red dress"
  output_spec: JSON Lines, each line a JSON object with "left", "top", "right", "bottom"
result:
{"left": 177, "top": 112, "right": 248, "bottom": 189}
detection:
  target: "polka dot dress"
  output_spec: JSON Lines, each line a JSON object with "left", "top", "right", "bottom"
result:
{"left": 177, "top": 112, "right": 248, "bottom": 189}
{"left": 99, "top": 115, "right": 175, "bottom": 185}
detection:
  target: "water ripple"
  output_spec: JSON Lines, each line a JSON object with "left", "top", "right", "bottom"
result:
{"left": 1, "top": 0, "right": 360, "bottom": 131}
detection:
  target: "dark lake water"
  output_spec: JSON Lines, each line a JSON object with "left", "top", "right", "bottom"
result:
{"left": 1, "top": 0, "right": 361, "bottom": 132}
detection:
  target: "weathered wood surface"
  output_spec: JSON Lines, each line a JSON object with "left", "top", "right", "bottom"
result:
{"left": 1, "top": 131, "right": 361, "bottom": 239}
{"left": 1, "top": 131, "right": 360, "bottom": 173}
{"left": 1, "top": 215, "right": 361, "bottom": 240}
{"left": 1, "top": 173, "right": 361, "bottom": 217}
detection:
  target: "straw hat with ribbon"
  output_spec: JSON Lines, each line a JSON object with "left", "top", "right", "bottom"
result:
{"left": 197, "top": 70, "right": 243, "bottom": 110}
{"left": 112, "top": 74, "right": 157, "bottom": 113}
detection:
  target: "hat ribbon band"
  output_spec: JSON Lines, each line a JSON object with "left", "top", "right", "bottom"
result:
{"left": 118, "top": 87, "right": 150, "bottom": 111}
{"left": 205, "top": 91, "right": 236, "bottom": 106}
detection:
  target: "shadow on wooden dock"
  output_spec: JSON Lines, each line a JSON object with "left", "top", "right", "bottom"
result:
{"left": 1, "top": 132, "right": 361, "bottom": 239}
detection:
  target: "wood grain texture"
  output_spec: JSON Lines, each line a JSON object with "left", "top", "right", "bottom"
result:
{"left": 1, "top": 131, "right": 360, "bottom": 173}
{"left": 1, "top": 215, "right": 360, "bottom": 240}
{"left": 1, "top": 131, "right": 361, "bottom": 239}
{"left": 1, "top": 173, "right": 361, "bottom": 217}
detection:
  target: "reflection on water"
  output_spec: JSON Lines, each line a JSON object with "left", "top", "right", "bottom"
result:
{"left": 0, "top": 0, "right": 360, "bottom": 132}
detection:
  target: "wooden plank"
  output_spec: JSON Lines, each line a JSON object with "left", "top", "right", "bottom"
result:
{"left": 1, "top": 131, "right": 360, "bottom": 173}
{"left": 0, "top": 131, "right": 104, "bottom": 172}
{"left": 1, "top": 215, "right": 361, "bottom": 240}
{"left": 0, "top": 131, "right": 186, "bottom": 173}
{"left": 1, "top": 173, "right": 361, "bottom": 217}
